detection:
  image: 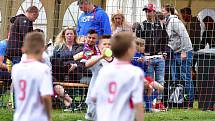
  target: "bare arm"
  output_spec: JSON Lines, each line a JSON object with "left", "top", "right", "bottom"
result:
{"left": 0, "top": 56, "right": 8, "bottom": 70}
{"left": 85, "top": 55, "right": 104, "bottom": 68}
{"left": 134, "top": 103, "right": 144, "bottom": 121}
{"left": 41, "top": 95, "right": 52, "bottom": 121}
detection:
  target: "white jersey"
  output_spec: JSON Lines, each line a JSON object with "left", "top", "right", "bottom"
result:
{"left": 21, "top": 52, "right": 52, "bottom": 69}
{"left": 12, "top": 60, "right": 53, "bottom": 121}
{"left": 86, "top": 56, "right": 112, "bottom": 103}
{"left": 91, "top": 60, "right": 144, "bottom": 121}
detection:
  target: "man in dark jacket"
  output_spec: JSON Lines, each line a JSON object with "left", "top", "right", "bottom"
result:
{"left": 136, "top": 4, "right": 169, "bottom": 111}
{"left": 6, "top": 6, "right": 39, "bottom": 64}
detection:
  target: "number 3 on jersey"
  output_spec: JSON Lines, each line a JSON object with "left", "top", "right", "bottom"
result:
{"left": 19, "top": 80, "right": 27, "bottom": 101}
{"left": 108, "top": 81, "right": 117, "bottom": 103}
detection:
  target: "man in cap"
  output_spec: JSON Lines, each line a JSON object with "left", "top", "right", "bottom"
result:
{"left": 136, "top": 3, "right": 169, "bottom": 112}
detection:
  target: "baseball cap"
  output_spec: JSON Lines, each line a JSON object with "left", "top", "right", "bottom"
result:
{"left": 143, "top": 4, "right": 156, "bottom": 11}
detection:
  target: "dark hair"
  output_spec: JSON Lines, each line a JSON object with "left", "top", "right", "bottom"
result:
{"left": 164, "top": 4, "right": 175, "bottom": 15}
{"left": 111, "top": 32, "right": 135, "bottom": 58}
{"left": 203, "top": 16, "right": 214, "bottom": 23}
{"left": 100, "top": 34, "right": 111, "bottom": 39}
{"left": 26, "top": 6, "right": 39, "bottom": 13}
{"left": 156, "top": 12, "right": 165, "bottom": 20}
{"left": 180, "top": 7, "right": 192, "bottom": 15}
{"left": 87, "top": 29, "right": 98, "bottom": 35}
{"left": 23, "top": 32, "right": 45, "bottom": 54}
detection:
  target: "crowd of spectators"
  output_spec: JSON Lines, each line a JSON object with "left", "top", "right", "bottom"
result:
{"left": 1, "top": 0, "right": 215, "bottom": 114}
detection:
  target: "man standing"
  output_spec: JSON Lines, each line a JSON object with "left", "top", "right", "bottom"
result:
{"left": 136, "top": 4, "right": 169, "bottom": 111}
{"left": 6, "top": 6, "right": 39, "bottom": 64}
{"left": 77, "top": 0, "right": 111, "bottom": 38}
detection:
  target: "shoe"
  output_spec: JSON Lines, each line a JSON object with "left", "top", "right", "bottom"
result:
{"left": 85, "top": 113, "right": 94, "bottom": 120}
{"left": 155, "top": 102, "right": 166, "bottom": 111}
{"left": 150, "top": 108, "right": 161, "bottom": 113}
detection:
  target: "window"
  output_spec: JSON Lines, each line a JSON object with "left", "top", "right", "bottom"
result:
{"left": 63, "top": 1, "right": 82, "bottom": 28}
{"left": 17, "top": 0, "right": 47, "bottom": 36}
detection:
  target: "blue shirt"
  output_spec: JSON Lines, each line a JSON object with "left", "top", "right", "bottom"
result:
{"left": 131, "top": 52, "right": 148, "bottom": 76}
{"left": 77, "top": 6, "right": 112, "bottom": 37}
{"left": 0, "top": 39, "right": 7, "bottom": 64}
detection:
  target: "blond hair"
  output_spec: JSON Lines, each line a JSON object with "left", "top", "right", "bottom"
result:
{"left": 54, "top": 27, "right": 77, "bottom": 46}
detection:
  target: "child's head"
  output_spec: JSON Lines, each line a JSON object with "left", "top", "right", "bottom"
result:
{"left": 135, "top": 38, "right": 145, "bottom": 53}
{"left": 111, "top": 32, "right": 136, "bottom": 60}
{"left": 98, "top": 35, "right": 111, "bottom": 53}
{"left": 86, "top": 29, "right": 98, "bottom": 46}
{"left": 22, "top": 32, "right": 45, "bottom": 57}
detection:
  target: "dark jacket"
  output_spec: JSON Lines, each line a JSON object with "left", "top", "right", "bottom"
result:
{"left": 136, "top": 20, "right": 169, "bottom": 55}
{"left": 52, "top": 43, "right": 91, "bottom": 82}
{"left": 200, "top": 30, "right": 215, "bottom": 49}
{"left": 6, "top": 14, "right": 33, "bottom": 58}
{"left": 185, "top": 17, "right": 201, "bottom": 51}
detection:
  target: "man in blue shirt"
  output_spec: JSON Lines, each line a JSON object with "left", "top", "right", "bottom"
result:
{"left": 0, "top": 39, "right": 11, "bottom": 85}
{"left": 77, "top": 0, "right": 111, "bottom": 39}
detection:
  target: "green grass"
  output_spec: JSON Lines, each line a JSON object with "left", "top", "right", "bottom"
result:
{"left": 0, "top": 108, "right": 214, "bottom": 121}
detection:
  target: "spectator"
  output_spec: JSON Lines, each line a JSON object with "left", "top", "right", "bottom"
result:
{"left": 180, "top": 7, "right": 201, "bottom": 97}
{"left": 200, "top": 16, "right": 215, "bottom": 49}
{"left": 180, "top": 7, "right": 201, "bottom": 51}
{"left": 52, "top": 27, "right": 84, "bottom": 82}
{"left": 131, "top": 38, "right": 164, "bottom": 112}
{"left": 77, "top": 0, "right": 111, "bottom": 39}
{"left": 0, "top": 39, "right": 12, "bottom": 89}
{"left": 162, "top": 4, "right": 194, "bottom": 108}
{"left": 136, "top": 3, "right": 168, "bottom": 110}
{"left": 111, "top": 9, "right": 132, "bottom": 35}
{"left": 6, "top": 6, "right": 39, "bottom": 64}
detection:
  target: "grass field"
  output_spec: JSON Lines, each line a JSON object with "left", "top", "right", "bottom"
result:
{"left": 0, "top": 108, "right": 214, "bottom": 121}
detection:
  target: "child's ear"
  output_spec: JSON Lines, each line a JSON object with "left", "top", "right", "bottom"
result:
{"left": 21, "top": 47, "right": 26, "bottom": 53}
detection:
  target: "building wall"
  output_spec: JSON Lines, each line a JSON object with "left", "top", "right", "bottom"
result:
{"left": 1, "top": 0, "right": 215, "bottom": 40}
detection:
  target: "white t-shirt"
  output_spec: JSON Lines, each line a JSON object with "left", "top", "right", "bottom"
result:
{"left": 86, "top": 56, "right": 112, "bottom": 103}
{"left": 91, "top": 60, "right": 144, "bottom": 121}
{"left": 12, "top": 60, "right": 53, "bottom": 121}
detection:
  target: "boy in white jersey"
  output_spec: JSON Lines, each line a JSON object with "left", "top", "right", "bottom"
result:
{"left": 91, "top": 32, "right": 144, "bottom": 121}
{"left": 12, "top": 32, "right": 53, "bottom": 121}
{"left": 85, "top": 35, "right": 113, "bottom": 120}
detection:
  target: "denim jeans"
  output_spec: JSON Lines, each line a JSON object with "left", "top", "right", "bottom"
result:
{"left": 11, "top": 56, "right": 21, "bottom": 65}
{"left": 146, "top": 56, "right": 165, "bottom": 100}
{"left": 171, "top": 51, "right": 194, "bottom": 103}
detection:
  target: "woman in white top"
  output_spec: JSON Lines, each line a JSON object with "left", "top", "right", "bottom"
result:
{"left": 111, "top": 10, "right": 132, "bottom": 35}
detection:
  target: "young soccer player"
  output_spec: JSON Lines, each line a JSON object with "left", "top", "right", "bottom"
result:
{"left": 85, "top": 35, "right": 113, "bottom": 120}
{"left": 91, "top": 32, "right": 144, "bottom": 121}
{"left": 12, "top": 32, "right": 53, "bottom": 121}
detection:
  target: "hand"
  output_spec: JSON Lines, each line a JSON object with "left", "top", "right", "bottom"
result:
{"left": 181, "top": 51, "right": 187, "bottom": 60}
{"left": 137, "top": 57, "right": 144, "bottom": 62}
{"left": 68, "top": 63, "right": 77, "bottom": 72}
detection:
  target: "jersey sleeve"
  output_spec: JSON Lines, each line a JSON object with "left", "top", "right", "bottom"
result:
{"left": 39, "top": 66, "right": 53, "bottom": 96}
{"left": 91, "top": 67, "right": 104, "bottom": 98}
{"left": 131, "top": 68, "right": 144, "bottom": 104}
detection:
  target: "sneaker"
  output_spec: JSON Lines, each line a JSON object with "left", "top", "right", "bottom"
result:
{"left": 150, "top": 108, "right": 161, "bottom": 113}
{"left": 155, "top": 102, "right": 166, "bottom": 111}
{"left": 85, "top": 113, "right": 94, "bottom": 121}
